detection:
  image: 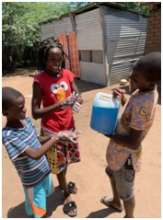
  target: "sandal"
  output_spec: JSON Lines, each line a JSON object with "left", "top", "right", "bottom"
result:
{"left": 67, "top": 181, "right": 77, "bottom": 194}
{"left": 100, "top": 196, "right": 122, "bottom": 212}
{"left": 105, "top": 167, "right": 113, "bottom": 177}
{"left": 63, "top": 201, "right": 77, "bottom": 217}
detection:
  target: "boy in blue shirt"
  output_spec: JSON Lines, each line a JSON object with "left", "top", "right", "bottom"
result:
{"left": 2, "top": 87, "right": 61, "bottom": 218}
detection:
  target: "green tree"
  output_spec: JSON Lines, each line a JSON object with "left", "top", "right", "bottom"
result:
{"left": 3, "top": 2, "right": 71, "bottom": 47}
{"left": 125, "top": 2, "right": 150, "bottom": 16}
{"left": 2, "top": 2, "right": 71, "bottom": 71}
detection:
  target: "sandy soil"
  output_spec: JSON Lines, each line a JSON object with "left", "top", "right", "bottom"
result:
{"left": 2, "top": 72, "right": 161, "bottom": 218}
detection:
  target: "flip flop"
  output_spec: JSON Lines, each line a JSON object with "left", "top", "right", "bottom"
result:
{"left": 100, "top": 196, "right": 122, "bottom": 212}
{"left": 105, "top": 167, "right": 113, "bottom": 177}
{"left": 67, "top": 181, "right": 78, "bottom": 194}
{"left": 63, "top": 201, "right": 77, "bottom": 217}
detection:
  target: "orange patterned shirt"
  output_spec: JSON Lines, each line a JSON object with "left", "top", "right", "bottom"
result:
{"left": 106, "top": 87, "right": 158, "bottom": 172}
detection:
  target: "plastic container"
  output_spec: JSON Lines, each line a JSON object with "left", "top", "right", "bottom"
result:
{"left": 90, "top": 92, "right": 120, "bottom": 135}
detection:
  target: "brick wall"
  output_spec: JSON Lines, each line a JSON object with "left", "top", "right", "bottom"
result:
{"left": 145, "top": 5, "right": 161, "bottom": 53}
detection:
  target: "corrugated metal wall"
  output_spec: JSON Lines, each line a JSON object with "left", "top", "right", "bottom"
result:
{"left": 102, "top": 6, "right": 147, "bottom": 85}
{"left": 75, "top": 8, "right": 106, "bottom": 85}
{"left": 80, "top": 62, "right": 106, "bottom": 85}
{"left": 54, "top": 16, "right": 73, "bottom": 37}
{"left": 41, "top": 16, "right": 73, "bottom": 40}
{"left": 76, "top": 9, "right": 103, "bottom": 50}
{"left": 41, "top": 21, "right": 55, "bottom": 41}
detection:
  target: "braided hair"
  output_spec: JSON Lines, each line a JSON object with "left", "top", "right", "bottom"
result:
{"left": 37, "top": 38, "right": 67, "bottom": 70}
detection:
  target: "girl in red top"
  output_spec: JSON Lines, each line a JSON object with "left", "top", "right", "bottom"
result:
{"left": 32, "top": 39, "right": 83, "bottom": 217}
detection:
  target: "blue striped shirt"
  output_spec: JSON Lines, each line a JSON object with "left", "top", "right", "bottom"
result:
{"left": 2, "top": 117, "right": 51, "bottom": 187}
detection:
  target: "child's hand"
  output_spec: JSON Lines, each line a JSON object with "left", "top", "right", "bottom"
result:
{"left": 57, "top": 130, "right": 80, "bottom": 144}
{"left": 62, "top": 95, "right": 76, "bottom": 106}
{"left": 112, "top": 88, "right": 126, "bottom": 105}
{"left": 112, "top": 88, "right": 125, "bottom": 98}
{"left": 38, "top": 135, "right": 51, "bottom": 144}
{"left": 77, "top": 95, "right": 83, "bottom": 104}
{"left": 59, "top": 99, "right": 71, "bottom": 109}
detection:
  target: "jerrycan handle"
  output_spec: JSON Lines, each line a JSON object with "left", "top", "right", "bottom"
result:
{"left": 99, "top": 94, "right": 112, "bottom": 102}
{"left": 112, "top": 95, "right": 120, "bottom": 104}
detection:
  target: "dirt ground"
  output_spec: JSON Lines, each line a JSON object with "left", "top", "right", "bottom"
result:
{"left": 2, "top": 72, "right": 161, "bottom": 218}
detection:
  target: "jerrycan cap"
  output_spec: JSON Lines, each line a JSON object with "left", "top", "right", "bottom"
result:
{"left": 93, "top": 92, "right": 120, "bottom": 108}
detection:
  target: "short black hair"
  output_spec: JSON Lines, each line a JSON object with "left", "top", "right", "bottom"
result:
{"left": 2, "top": 87, "right": 23, "bottom": 115}
{"left": 38, "top": 38, "right": 66, "bottom": 70}
{"left": 133, "top": 52, "right": 161, "bottom": 82}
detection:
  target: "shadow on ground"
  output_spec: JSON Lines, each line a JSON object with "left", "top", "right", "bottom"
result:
{"left": 74, "top": 78, "right": 105, "bottom": 93}
{"left": 7, "top": 190, "right": 64, "bottom": 218}
{"left": 3, "top": 68, "right": 36, "bottom": 77}
{"left": 86, "top": 207, "right": 120, "bottom": 218}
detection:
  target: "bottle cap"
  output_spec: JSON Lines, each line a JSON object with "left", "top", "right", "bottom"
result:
{"left": 120, "top": 79, "right": 128, "bottom": 86}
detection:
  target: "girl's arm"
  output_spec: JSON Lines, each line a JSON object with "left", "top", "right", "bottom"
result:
{"left": 109, "top": 128, "right": 143, "bottom": 150}
{"left": 32, "top": 82, "right": 67, "bottom": 119}
{"left": 71, "top": 81, "right": 83, "bottom": 104}
{"left": 24, "top": 135, "right": 58, "bottom": 159}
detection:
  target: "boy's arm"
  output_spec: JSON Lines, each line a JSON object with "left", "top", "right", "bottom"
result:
{"left": 37, "top": 135, "right": 51, "bottom": 144}
{"left": 24, "top": 136, "right": 58, "bottom": 159}
{"left": 108, "top": 128, "right": 143, "bottom": 150}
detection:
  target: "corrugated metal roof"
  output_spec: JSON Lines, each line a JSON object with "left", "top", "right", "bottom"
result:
{"left": 73, "top": 2, "right": 148, "bottom": 17}
{"left": 40, "top": 2, "right": 148, "bottom": 25}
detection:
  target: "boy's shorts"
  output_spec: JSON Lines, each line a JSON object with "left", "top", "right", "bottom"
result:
{"left": 106, "top": 164, "right": 135, "bottom": 201}
{"left": 24, "top": 174, "right": 53, "bottom": 218}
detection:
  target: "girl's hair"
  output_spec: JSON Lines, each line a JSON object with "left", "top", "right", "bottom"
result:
{"left": 38, "top": 38, "right": 66, "bottom": 70}
{"left": 133, "top": 52, "right": 161, "bottom": 83}
{"left": 2, "top": 87, "right": 23, "bottom": 115}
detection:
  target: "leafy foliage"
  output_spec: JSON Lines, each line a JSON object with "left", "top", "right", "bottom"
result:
{"left": 3, "top": 2, "right": 71, "bottom": 47}
{"left": 123, "top": 2, "right": 150, "bottom": 16}
{"left": 69, "top": 2, "right": 89, "bottom": 11}
{"left": 2, "top": 2, "right": 71, "bottom": 71}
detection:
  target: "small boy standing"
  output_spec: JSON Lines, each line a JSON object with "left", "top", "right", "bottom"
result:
{"left": 2, "top": 87, "right": 60, "bottom": 218}
{"left": 101, "top": 52, "right": 161, "bottom": 218}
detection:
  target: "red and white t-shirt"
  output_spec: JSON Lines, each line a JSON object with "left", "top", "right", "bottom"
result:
{"left": 34, "top": 69, "right": 75, "bottom": 132}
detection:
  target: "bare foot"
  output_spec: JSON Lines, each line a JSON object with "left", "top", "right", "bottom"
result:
{"left": 101, "top": 196, "right": 122, "bottom": 212}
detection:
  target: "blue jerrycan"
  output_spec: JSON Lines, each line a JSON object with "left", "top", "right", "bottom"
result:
{"left": 90, "top": 92, "right": 120, "bottom": 135}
